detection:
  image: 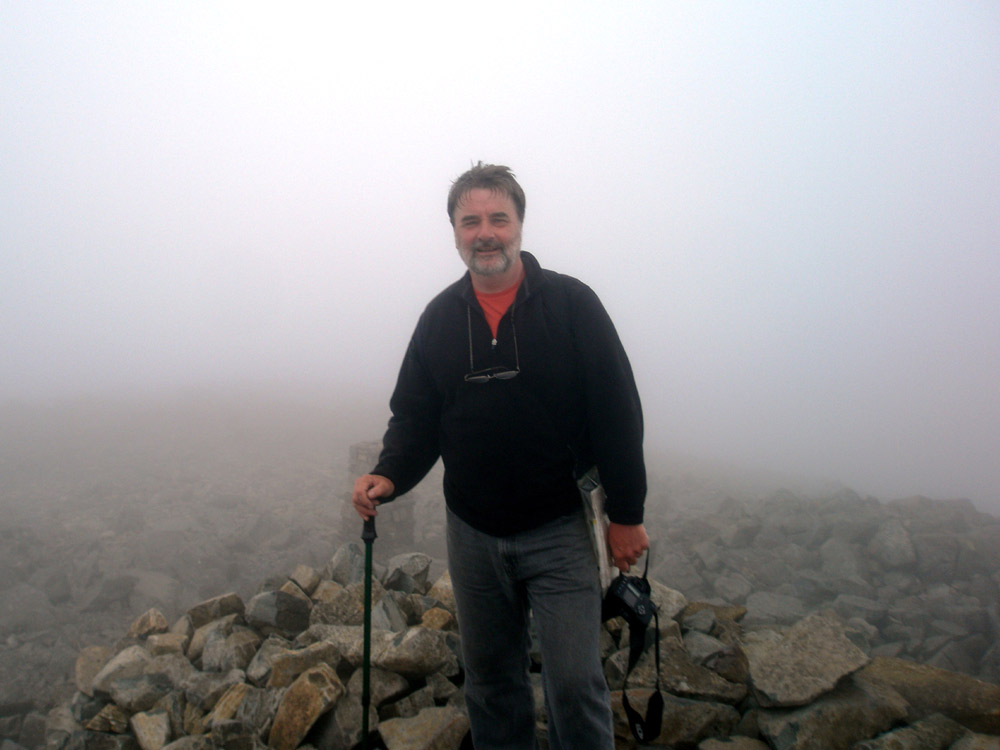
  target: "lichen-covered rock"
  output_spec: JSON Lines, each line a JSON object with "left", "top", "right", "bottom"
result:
{"left": 267, "top": 663, "right": 344, "bottom": 750}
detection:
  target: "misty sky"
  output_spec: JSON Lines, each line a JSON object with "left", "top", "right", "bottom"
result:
{"left": 2, "top": 2, "right": 998, "bottom": 509}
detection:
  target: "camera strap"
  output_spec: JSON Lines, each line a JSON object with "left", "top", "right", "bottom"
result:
{"left": 615, "top": 556, "right": 663, "bottom": 743}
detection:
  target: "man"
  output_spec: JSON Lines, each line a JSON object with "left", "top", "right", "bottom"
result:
{"left": 353, "top": 163, "right": 647, "bottom": 749}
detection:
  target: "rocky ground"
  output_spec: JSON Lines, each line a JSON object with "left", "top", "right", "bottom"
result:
{"left": 0, "top": 394, "right": 998, "bottom": 749}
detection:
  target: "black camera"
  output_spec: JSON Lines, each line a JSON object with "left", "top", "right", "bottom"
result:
{"left": 603, "top": 573, "right": 655, "bottom": 626}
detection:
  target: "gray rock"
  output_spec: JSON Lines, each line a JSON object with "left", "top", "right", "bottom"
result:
{"left": 379, "top": 685, "right": 434, "bottom": 720}
{"left": 181, "top": 669, "right": 246, "bottom": 712}
{"left": 683, "top": 631, "right": 728, "bottom": 665}
{"left": 107, "top": 673, "right": 174, "bottom": 713}
{"left": 605, "top": 638, "right": 746, "bottom": 705}
{"left": 742, "top": 591, "right": 807, "bottom": 628}
{"left": 748, "top": 610, "right": 870, "bottom": 708}
{"left": 712, "top": 572, "right": 753, "bottom": 604}
{"left": 245, "top": 590, "right": 311, "bottom": 639}
{"left": 820, "top": 537, "right": 866, "bottom": 581}
{"left": 244, "top": 635, "right": 292, "bottom": 687}
{"left": 371, "top": 596, "right": 408, "bottom": 633}
{"left": 185, "top": 593, "right": 245, "bottom": 630}
{"left": 143, "top": 653, "right": 198, "bottom": 689}
{"left": 868, "top": 518, "right": 917, "bottom": 569}
{"left": 91, "top": 645, "right": 151, "bottom": 697}
{"left": 852, "top": 712, "right": 967, "bottom": 749}
{"left": 201, "top": 627, "right": 261, "bottom": 673}
{"left": 324, "top": 544, "right": 367, "bottom": 587}
{"left": 372, "top": 627, "right": 459, "bottom": 680}
{"left": 757, "top": 675, "right": 909, "bottom": 750}
{"left": 383, "top": 553, "right": 433, "bottom": 595}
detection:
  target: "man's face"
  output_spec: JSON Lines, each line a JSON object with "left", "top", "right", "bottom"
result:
{"left": 453, "top": 188, "right": 523, "bottom": 279}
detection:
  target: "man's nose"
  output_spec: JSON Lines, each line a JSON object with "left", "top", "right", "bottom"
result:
{"left": 475, "top": 222, "right": 495, "bottom": 240}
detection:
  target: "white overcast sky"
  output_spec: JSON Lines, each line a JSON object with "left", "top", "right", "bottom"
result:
{"left": 2, "top": 1, "right": 998, "bottom": 509}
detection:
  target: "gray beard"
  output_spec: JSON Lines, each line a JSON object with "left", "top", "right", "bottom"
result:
{"left": 468, "top": 248, "right": 513, "bottom": 276}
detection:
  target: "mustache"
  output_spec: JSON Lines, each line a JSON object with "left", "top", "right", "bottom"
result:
{"left": 471, "top": 239, "right": 505, "bottom": 253}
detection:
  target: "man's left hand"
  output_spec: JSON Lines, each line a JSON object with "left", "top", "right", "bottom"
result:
{"left": 607, "top": 522, "right": 649, "bottom": 572}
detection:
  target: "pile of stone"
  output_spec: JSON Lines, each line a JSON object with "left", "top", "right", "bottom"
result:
{"left": 643, "top": 487, "right": 1000, "bottom": 686}
{"left": 21, "top": 540, "right": 1000, "bottom": 750}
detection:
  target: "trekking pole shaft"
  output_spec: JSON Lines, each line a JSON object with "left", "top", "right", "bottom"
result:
{"left": 361, "top": 517, "right": 377, "bottom": 750}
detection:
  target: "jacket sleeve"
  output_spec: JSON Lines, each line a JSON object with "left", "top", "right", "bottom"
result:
{"left": 371, "top": 323, "right": 443, "bottom": 500}
{"left": 572, "top": 284, "right": 647, "bottom": 525}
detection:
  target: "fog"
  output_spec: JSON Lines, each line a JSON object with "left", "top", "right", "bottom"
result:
{"left": 2, "top": 2, "right": 998, "bottom": 512}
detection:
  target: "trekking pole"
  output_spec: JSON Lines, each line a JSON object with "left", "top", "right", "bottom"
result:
{"left": 361, "top": 516, "right": 377, "bottom": 750}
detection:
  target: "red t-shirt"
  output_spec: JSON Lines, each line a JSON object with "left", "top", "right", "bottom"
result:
{"left": 474, "top": 273, "right": 524, "bottom": 338}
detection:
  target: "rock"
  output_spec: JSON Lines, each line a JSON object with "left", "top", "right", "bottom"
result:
{"left": 605, "top": 638, "right": 746, "bottom": 705}
{"left": 288, "top": 565, "right": 320, "bottom": 597}
{"left": 868, "top": 519, "right": 917, "bottom": 568}
{"left": 185, "top": 594, "right": 245, "bottom": 630}
{"left": 419, "top": 607, "right": 456, "bottom": 632}
{"left": 373, "top": 628, "right": 459, "bottom": 680}
{"left": 108, "top": 673, "right": 173, "bottom": 713}
{"left": 747, "top": 610, "right": 870, "bottom": 707}
{"left": 75, "top": 646, "right": 114, "bottom": 697}
{"left": 92, "top": 646, "right": 152, "bottom": 697}
{"left": 266, "top": 641, "right": 342, "bottom": 688}
{"left": 126, "top": 610, "right": 170, "bottom": 640}
{"left": 757, "top": 675, "right": 909, "bottom": 750}
{"left": 713, "top": 572, "right": 754, "bottom": 603}
{"left": 425, "top": 571, "right": 455, "bottom": 614}
{"left": 201, "top": 627, "right": 261, "bottom": 673}
{"left": 384, "top": 553, "right": 433, "bottom": 595}
{"left": 377, "top": 706, "right": 469, "bottom": 750}
{"left": 858, "top": 656, "right": 1000, "bottom": 734}
{"left": 610, "top": 689, "right": 739, "bottom": 749}
{"left": 379, "top": 685, "right": 434, "bottom": 720}
{"left": 852, "top": 712, "right": 967, "bottom": 749}
{"left": 742, "top": 591, "right": 807, "bottom": 628}
{"left": 83, "top": 704, "right": 130, "bottom": 733}
{"left": 82, "top": 576, "right": 139, "bottom": 614}
{"left": 324, "top": 545, "right": 367, "bottom": 587}
{"left": 186, "top": 614, "right": 241, "bottom": 664}
{"left": 949, "top": 734, "right": 1000, "bottom": 749}
{"left": 180, "top": 669, "right": 245, "bottom": 712}
{"left": 129, "top": 710, "right": 171, "bottom": 750}
{"left": 245, "top": 591, "right": 311, "bottom": 639}
{"left": 267, "top": 663, "right": 344, "bottom": 750}
{"left": 699, "top": 739, "right": 770, "bottom": 750}
{"left": 200, "top": 683, "right": 252, "bottom": 730}
{"left": 145, "top": 633, "right": 188, "bottom": 657}
{"left": 371, "top": 595, "right": 408, "bottom": 633}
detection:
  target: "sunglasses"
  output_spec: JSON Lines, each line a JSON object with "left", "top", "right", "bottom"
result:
{"left": 465, "top": 306, "right": 520, "bottom": 383}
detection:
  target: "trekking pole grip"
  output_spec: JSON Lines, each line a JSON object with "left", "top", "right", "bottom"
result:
{"left": 362, "top": 517, "right": 377, "bottom": 543}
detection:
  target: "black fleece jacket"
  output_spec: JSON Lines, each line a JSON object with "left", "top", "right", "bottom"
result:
{"left": 372, "top": 252, "right": 646, "bottom": 537}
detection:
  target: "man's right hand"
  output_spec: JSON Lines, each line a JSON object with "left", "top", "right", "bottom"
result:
{"left": 352, "top": 474, "right": 394, "bottom": 520}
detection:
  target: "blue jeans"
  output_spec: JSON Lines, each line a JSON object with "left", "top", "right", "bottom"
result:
{"left": 446, "top": 507, "right": 614, "bottom": 750}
